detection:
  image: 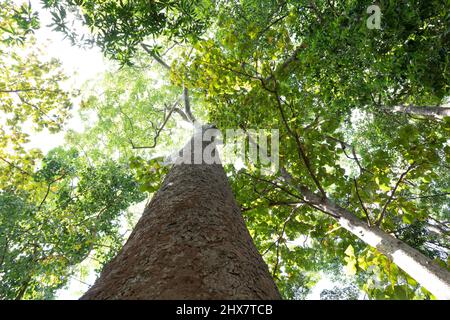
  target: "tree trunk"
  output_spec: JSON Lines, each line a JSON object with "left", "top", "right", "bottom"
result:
{"left": 392, "top": 105, "right": 450, "bottom": 118}
{"left": 81, "top": 128, "right": 281, "bottom": 299}
{"left": 298, "top": 185, "right": 450, "bottom": 300}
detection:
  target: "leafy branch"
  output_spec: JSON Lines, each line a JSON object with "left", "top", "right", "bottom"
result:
{"left": 376, "top": 163, "right": 417, "bottom": 227}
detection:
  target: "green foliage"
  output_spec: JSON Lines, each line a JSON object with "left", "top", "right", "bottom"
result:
{"left": 0, "top": 148, "right": 145, "bottom": 299}
{"left": 67, "top": 64, "right": 190, "bottom": 161}
{"left": 129, "top": 156, "right": 169, "bottom": 193}
{"left": 0, "top": 48, "right": 73, "bottom": 135}
{"left": 0, "top": 0, "right": 39, "bottom": 45}
{"left": 1, "top": 0, "right": 448, "bottom": 300}
{"left": 0, "top": 0, "right": 75, "bottom": 189}
{"left": 173, "top": 0, "right": 450, "bottom": 299}
{"left": 42, "top": 0, "right": 213, "bottom": 64}
{"left": 0, "top": 3, "right": 145, "bottom": 298}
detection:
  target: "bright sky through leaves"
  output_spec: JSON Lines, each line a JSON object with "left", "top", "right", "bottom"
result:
{"left": 2, "top": 0, "right": 449, "bottom": 300}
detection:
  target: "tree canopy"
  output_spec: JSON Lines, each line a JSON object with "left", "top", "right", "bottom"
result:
{"left": 1, "top": 0, "right": 449, "bottom": 300}
{"left": 0, "top": 0, "right": 144, "bottom": 299}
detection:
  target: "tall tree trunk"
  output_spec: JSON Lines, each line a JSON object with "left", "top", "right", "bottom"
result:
{"left": 392, "top": 105, "right": 450, "bottom": 118}
{"left": 296, "top": 183, "right": 450, "bottom": 300}
{"left": 81, "top": 128, "right": 281, "bottom": 299}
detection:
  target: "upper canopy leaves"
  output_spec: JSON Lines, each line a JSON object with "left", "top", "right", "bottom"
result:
{"left": 42, "top": 0, "right": 213, "bottom": 64}
{"left": 1, "top": 0, "right": 449, "bottom": 299}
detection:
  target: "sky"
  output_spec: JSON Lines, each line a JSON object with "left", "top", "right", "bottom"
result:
{"left": 21, "top": 0, "right": 107, "bottom": 154}
{"left": 5, "top": 0, "right": 365, "bottom": 300}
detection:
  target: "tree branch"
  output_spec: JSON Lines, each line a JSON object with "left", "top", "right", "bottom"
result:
{"left": 392, "top": 105, "right": 450, "bottom": 118}
{"left": 182, "top": 87, "right": 196, "bottom": 123}
{"left": 0, "top": 156, "right": 32, "bottom": 176}
{"left": 268, "top": 84, "right": 326, "bottom": 197}
{"left": 142, "top": 43, "right": 196, "bottom": 123}
{"left": 172, "top": 106, "right": 190, "bottom": 122}
{"left": 36, "top": 174, "right": 67, "bottom": 213}
{"left": 354, "top": 178, "right": 371, "bottom": 226}
{"left": 325, "top": 135, "right": 373, "bottom": 175}
{"left": 141, "top": 43, "right": 171, "bottom": 70}
{"left": 126, "top": 102, "right": 179, "bottom": 150}
{"left": 0, "top": 88, "right": 62, "bottom": 94}
{"left": 376, "top": 163, "right": 417, "bottom": 226}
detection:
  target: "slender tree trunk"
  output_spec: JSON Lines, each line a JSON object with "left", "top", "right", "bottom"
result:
{"left": 392, "top": 105, "right": 450, "bottom": 118}
{"left": 81, "top": 128, "right": 281, "bottom": 299}
{"left": 297, "top": 184, "right": 450, "bottom": 300}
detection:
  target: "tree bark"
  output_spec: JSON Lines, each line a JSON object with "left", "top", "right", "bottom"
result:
{"left": 392, "top": 105, "right": 450, "bottom": 118}
{"left": 81, "top": 128, "right": 281, "bottom": 299}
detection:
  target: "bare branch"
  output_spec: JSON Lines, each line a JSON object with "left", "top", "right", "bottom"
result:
{"left": 392, "top": 105, "right": 450, "bottom": 118}
{"left": 241, "top": 171, "right": 304, "bottom": 202}
{"left": 142, "top": 43, "right": 196, "bottom": 123}
{"left": 36, "top": 174, "right": 67, "bottom": 213}
{"left": 0, "top": 88, "right": 62, "bottom": 94}
{"left": 267, "top": 83, "right": 326, "bottom": 197}
{"left": 119, "top": 100, "right": 179, "bottom": 150}
{"left": 263, "top": 204, "right": 301, "bottom": 256}
{"left": 394, "top": 192, "right": 450, "bottom": 201}
{"left": 241, "top": 200, "right": 301, "bottom": 212}
{"left": 265, "top": 204, "right": 301, "bottom": 278}
{"left": 172, "top": 107, "right": 190, "bottom": 122}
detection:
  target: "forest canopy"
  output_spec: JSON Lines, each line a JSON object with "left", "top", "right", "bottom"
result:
{"left": 0, "top": 0, "right": 449, "bottom": 300}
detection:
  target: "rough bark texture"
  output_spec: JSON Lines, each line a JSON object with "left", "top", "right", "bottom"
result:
{"left": 81, "top": 129, "right": 281, "bottom": 300}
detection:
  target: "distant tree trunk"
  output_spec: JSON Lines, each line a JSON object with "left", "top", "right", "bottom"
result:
{"left": 392, "top": 105, "right": 450, "bottom": 118}
{"left": 81, "top": 127, "right": 281, "bottom": 299}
